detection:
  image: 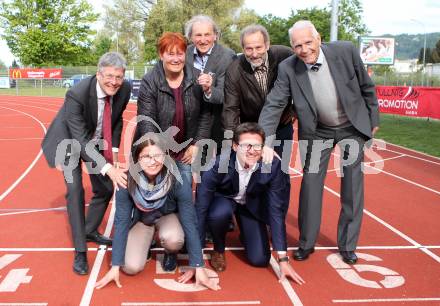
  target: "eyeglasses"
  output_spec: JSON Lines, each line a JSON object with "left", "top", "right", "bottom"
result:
{"left": 138, "top": 153, "right": 166, "bottom": 163}
{"left": 237, "top": 143, "right": 263, "bottom": 152}
{"left": 100, "top": 73, "right": 124, "bottom": 82}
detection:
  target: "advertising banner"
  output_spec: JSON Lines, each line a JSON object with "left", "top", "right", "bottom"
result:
{"left": 9, "top": 68, "right": 63, "bottom": 79}
{"left": 360, "top": 36, "right": 395, "bottom": 65}
{"left": 376, "top": 86, "right": 440, "bottom": 119}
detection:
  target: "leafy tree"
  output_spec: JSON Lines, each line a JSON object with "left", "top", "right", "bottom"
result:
{"left": 0, "top": 0, "right": 98, "bottom": 67}
{"left": 431, "top": 39, "right": 440, "bottom": 63}
{"left": 337, "top": 0, "right": 369, "bottom": 41}
{"left": 102, "top": 0, "right": 154, "bottom": 64}
{"left": 143, "top": 0, "right": 257, "bottom": 61}
{"left": 418, "top": 47, "right": 433, "bottom": 64}
{"left": 258, "top": 14, "right": 291, "bottom": 46}
{"left": 287, "top": 7, "right": 332, "bottom": 42}
{"left": 11, "top": 59, "right": 19, "bottom": 67}
{"left": 259, "top": 0, "right": 368, "bottom": 47}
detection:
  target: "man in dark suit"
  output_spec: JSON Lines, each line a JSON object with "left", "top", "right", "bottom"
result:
{"left": 259, "top": 21, "right": 379, "bottom": 264}
{"left": 223, "top": 24, "right": 295, "bottom": 159}
{"left": 42, "top": 52, "right": 131, "bottom": 275}
{"left": 196, "top": 122, "right": 304, "bottom": 285}
{"left": 184, "top": 15, "right": 235, "bottom": 155}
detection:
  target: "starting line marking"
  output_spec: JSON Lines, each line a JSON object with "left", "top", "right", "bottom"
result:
{"left": 269, "top": 256, "right": 303, "bottom": 306}
{"left": 121, "top": 302, "right": 261, "bottom": 305}
{"left": 332, "top": 297, "right": 440, "bottom": 303}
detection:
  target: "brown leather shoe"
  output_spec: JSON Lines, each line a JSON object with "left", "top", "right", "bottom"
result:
{"left": 210, "top": 251, "right": 226, "bottom": 272}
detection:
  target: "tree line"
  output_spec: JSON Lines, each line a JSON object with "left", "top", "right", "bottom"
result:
{"left": 1, "top": 0, "right": 370, "bottom": 67}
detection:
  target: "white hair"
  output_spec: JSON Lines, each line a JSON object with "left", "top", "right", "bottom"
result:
{"left": 288, "top": 20, "right": 320, "bottom": 41}
{"left": 184, "top": 15, "right": 219, "bottom": 40}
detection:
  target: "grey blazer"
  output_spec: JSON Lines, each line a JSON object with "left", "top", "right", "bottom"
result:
{"left": 185, "top": 43, "right": 236, "bottom": 106}
{"left": 259, "top": 41, "right": 379, "bottom": 140}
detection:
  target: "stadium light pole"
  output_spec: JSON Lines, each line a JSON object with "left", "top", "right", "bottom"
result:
{"left": 330, "top": 0, "right": 339, "bottom": 42}
{"left": 411, "top": 19, "right": 427, "bottom": 86}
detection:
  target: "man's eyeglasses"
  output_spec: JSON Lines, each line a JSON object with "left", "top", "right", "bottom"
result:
{"left": 237, "top": 143, "right": 263, "bottom": 152}
{"left": 139, "top": 153, "right": 166, "bottom": 163}
{"left": 101, "top": 73, "right": 124, "bottom": 82}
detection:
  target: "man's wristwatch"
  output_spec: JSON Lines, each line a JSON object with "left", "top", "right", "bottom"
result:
{"left": 278, "top": 256, "right": 289, "bottom": 263}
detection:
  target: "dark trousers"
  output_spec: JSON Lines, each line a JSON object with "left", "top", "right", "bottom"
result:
{"left": 274, "top": 123, "right": 294, "bottom": 158}
{"left": 298, "top": 125, "right": 366, "bottom": 251}
{"left": 64, "top": 159, "right": 114, "bottom": 252}
{"left": 207, "top": 196, "right": 271, "bottom": 267}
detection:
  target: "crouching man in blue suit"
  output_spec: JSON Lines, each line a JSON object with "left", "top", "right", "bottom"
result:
{"left": 195, "top": 122, "right": 304, "bottom": 284}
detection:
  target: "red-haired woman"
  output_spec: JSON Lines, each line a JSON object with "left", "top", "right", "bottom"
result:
{"left": 134, "top": 32, "right": 216, "bottom": 289}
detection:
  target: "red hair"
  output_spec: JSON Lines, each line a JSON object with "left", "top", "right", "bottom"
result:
{"left": 157, "top": 32, "right": 187, "bottom": 55}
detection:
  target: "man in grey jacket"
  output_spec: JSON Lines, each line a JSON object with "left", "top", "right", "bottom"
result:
{"left": 259, "top": 20, "right": 379, "bottom": 265}
{"left": 185, "top": 15, "right": 235, "bottom": 155}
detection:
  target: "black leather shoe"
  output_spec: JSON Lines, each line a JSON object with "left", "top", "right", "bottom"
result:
{"left": 73, "top": 251, "right": 88, "bottom": 275}
{"left": 293, "top": 248, "right": 315, "bottom": 261}
{"left": 86, "top": 231, "right": 112, "bottom": 246}
{"left": 340, "top": 251, "right": 358, "bottom": 264}
{"left": 162, "top": 253, "right": 177, "bottom": 272}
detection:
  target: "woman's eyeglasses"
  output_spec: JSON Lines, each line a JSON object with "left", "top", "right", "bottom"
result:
{"left": 138, "top": 153, "right": 166, "bottom": 163}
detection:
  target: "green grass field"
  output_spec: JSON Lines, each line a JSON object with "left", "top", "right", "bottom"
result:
{"left": 0, "top": 87, "right": 67, "bottom": 97}
{"left": 376, "top": 114, "right": 440, "bottom": 158}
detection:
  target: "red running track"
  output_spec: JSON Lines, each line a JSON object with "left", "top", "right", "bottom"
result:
{"left": 0, "top": 95, "right": 439, "bottom": 305}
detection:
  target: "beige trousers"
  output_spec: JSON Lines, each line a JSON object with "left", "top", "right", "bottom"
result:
{"left": 122, "top": 213, "right": 184, "bottom": 275}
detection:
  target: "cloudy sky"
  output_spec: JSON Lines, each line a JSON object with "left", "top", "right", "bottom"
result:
{"left": 1, "top": 0, "right": 439, "bottom": 66}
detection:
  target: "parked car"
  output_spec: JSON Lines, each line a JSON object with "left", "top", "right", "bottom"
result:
{"left": 62, "top": 74, "right": 90, "bottom": 88}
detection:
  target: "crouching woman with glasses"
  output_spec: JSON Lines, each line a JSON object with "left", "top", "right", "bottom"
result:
{"left": 95, "top": 136, "right": 220, "bottom": 290}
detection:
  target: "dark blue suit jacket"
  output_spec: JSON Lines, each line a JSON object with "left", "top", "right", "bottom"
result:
{"left": 196, "top": 152, "right": 290, "bottom": 251}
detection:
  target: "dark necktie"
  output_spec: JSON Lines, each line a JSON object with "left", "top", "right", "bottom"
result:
{"left": 102, "top": 96, "right": 113, "bottom": 163}
{"left": 311, "top": 63, "right": 322, "bottom": 72}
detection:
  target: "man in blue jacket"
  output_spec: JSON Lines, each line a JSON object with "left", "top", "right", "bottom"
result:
{"left": 196, "top": 122, "right": 304, "bottom": 284}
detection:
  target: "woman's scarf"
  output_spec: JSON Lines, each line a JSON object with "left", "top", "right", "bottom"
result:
{"left": 131, "top": 170, "right": 174, "bottom": 212}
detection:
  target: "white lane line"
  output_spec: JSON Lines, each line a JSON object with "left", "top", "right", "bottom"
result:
{"left": 289, "top": 154, "right": 406, "bottom": 178}
{"left": 0, "top": 248, "right": 98, "bottom": 252}
{"left": 0, "top": 102, "right": 57, "bottom": 113}
{"left": 328, "top": 150, "right": 440, "bottom": 196}
{"left": 364, "top": 164, "right": 440, "bottom": 196}
{"left": 0, "top": 245, "right": 439, "bottom": 252}
{"left": 289, "top": 166, "right": 440, "bottom": 264}
{"left": 332, "top": 297, "right": 440, "bottom": 303}
{"left": 79, "top": 193, "right": 117, "bottom": 306}
{"left": 0, "top": 106, "right": 47, "bottom": 202}
{"left": 122, "top": 302, "right": 261, "bottom": 305}
{"left": 0, "top": 203, "right": 91, "bottom": 217}
{"left": 0, "top": 304, "right": 48, "bottom": 306}
{"left": 269, "top": 256, "right": 303, "bottom": 306}
{"left": 384, "top": 141, "right": 440, "bottom": 162}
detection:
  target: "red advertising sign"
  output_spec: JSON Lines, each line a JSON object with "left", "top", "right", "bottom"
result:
{"left": 376, "top": 86, "right": 440, "bottom": 119}
{"left": 9, "top": 68, "right": 63, "bottom": 79}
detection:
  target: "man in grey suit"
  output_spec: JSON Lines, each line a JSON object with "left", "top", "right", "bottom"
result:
{"left": 185, "top": 15, "right": 235, "bottom": 155}
{"left": 42, "top": 52, "right": 131, "bottom": 275}
{"left": 259, "top": 20, "right": 379, "bottom": 264}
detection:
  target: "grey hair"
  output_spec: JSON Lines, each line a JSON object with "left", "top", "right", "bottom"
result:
{"left": 288, "top": 20, "right": 320, "bottom": 42}
{"left": 97, "top": 52, "right": 127, "bottom": 72}
{"left": 184, "top": 15, "right": 219, "bottom": 40}
{"left": 240, "top": 24, "right": 270, "bottom": 48}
